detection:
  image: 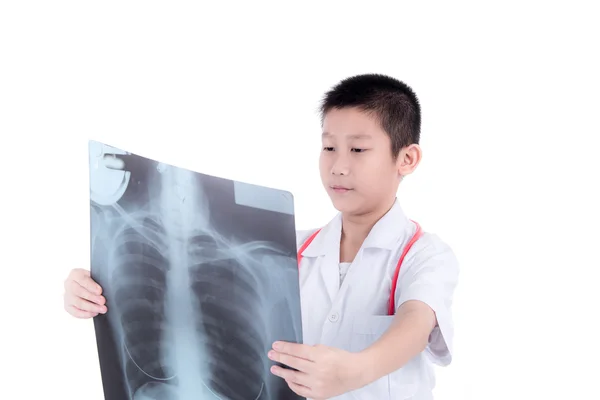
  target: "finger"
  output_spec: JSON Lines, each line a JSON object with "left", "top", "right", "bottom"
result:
{"left": 68, "top": 269, "right": 103, "bottom": 295}
{"left": 78, "top": 275, "right": 103, "bottom": 296}
{"left": 268, "top": 350, "right": 314, "bottom": 373}
{"left": 273, "top": 341, "right": 314, "bottom": 361}
{"left": 68, "top": 267, "right": 89, "bottom": 281}
{"left": 65, "top": 291, "right": 107, "bottom": 314}
{"left": 68, "top": 279, "right": 106, "bottom": 306}
{"left": 66, "top": 304, "right": 98, "bottom": 319}
{"left": 286, "top": 380, "right": 313, "bottom": 398}
{"left": 270, "top": 365, "right": 311, "bottom": 387}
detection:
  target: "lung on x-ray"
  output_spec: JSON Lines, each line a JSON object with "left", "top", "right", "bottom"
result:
{"left": 88, "top": 140, "right": 304, "bottom": 400}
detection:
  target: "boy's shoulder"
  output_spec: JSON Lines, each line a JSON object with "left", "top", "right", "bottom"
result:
{"left": 413, "top": 230, "right": 455, "bottom": 254}
{"left": 405, "top": 229, "right": 459, "bottom": 272}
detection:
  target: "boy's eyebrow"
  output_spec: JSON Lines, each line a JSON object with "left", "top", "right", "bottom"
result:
{"left": 322, "top": 132, "right": 372, "bottom": 140}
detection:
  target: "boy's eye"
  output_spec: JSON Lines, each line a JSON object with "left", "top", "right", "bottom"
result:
{"left": 323, "top": 147, "right": 334, "bottom": 152}
{"left": 351, "top": 148, "right": 366, "bottom": 153}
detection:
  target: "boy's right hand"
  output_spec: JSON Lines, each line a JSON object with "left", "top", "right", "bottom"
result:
{"left": 63, "top": 268, "right": 107, "bottom": 318}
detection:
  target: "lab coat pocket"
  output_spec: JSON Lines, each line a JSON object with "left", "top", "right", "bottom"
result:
{"left": 350, "top": 315, "right": 418, "bottom": 400}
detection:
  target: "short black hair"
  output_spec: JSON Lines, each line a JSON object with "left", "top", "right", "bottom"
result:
{"left": 319, "top": 73, "right": 421, "bottom": 158}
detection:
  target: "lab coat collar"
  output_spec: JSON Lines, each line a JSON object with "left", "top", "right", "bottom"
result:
{"left": 362, "top": 199, "right": 412, "bottom": 250}
{"left": 301, "top": 198, "right": 411, "bottom": 258}
{"left": 300, "top": 212, "right": 342, "bottom": 258}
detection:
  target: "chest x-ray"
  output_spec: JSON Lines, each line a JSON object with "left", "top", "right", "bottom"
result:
{"left": 88, "top": 140, "right": 303, "bottom": 400}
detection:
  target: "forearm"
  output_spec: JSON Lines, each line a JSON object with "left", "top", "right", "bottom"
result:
{"left": 356, "top": 300, "right": 437, "bottom": 385}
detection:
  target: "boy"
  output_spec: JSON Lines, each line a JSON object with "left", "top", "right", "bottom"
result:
{"left": 63, "top": 73, "right": 459, "bottom": 399}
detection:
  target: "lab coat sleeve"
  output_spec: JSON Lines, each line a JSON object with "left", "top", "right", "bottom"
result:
{"left": 394, "top": 235, "right": 459, "bottom": 367}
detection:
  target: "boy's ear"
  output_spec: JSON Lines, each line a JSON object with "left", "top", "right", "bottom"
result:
{"left": 396, "top": 144, "right": 422, "bottom": 176}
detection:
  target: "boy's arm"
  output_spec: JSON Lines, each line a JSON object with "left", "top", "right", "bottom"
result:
{"left": 356, "top": 300, "right": 437, "bottom": 385}
{"left": 359, "top": 238, "right": 459, "bottom": 384}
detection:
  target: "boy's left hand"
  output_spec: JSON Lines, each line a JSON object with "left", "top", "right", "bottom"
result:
{"left": 268, "top": 341, "right": 366, "bottom": 399}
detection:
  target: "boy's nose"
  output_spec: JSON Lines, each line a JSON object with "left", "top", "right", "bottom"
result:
{"left": 331, "top": 156, "right": 350, "bottom": 176}
{"left": 331, "top": 166, "right": 349, "bottom": 176}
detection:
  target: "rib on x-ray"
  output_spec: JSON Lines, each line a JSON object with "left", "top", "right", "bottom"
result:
{"left": 88, "top": 140, "right": 303, "bottom": 400}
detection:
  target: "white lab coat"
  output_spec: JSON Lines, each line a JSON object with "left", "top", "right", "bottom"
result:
{"left": 296, "top": 199, "right": 459, "bottom": 400}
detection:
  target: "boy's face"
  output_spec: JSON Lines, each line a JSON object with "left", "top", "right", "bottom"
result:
{"left": 319, "top": 107, "right": 419, "bottom": 216}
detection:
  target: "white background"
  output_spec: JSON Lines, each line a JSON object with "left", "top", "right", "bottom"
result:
{"left": 1, "top": 2, "right": 599, "bottom": 399}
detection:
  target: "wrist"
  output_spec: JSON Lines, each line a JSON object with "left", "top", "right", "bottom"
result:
{"left": 352, "top": 348, "right": 378, "bottom": 389}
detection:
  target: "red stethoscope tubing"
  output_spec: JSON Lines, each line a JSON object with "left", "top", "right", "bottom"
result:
{"left": 297, "top": 221, "right": 423, "bottom": 316}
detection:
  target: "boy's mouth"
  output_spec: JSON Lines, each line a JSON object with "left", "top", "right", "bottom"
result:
{"left": 330, "top": 185, "right": 352, "bottom": 193}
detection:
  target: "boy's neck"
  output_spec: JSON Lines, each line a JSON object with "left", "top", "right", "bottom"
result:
{"left": 339, "top": 198, "right": 396, "bottom": 258}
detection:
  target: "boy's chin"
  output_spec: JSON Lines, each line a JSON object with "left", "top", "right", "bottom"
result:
{"left": 329, "top": 197, "right": 361, "bottom": 214}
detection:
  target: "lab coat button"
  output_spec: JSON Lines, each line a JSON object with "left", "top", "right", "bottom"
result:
{"left": 328, "top": 312, "right": 340, "bottom": 322}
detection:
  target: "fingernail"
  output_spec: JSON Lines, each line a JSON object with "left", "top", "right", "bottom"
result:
{"left": 267, "top": 351, "right": 275, "bottom": 359}
{"left": 273, "top": 342, "right": 281, "bottom": 350}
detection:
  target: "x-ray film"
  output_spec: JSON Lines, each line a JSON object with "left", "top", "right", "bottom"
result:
{"left": 88, "top": 140, "right": 303, "bottom": 400}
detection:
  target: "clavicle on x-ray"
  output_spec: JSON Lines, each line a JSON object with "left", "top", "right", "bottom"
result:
{"left": 88, "top": 140, "right": 304, "bottom": 400}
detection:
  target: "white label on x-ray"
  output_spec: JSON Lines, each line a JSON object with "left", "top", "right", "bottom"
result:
{"left": 233, "top": 181, "right": 295, "bottom": 215}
